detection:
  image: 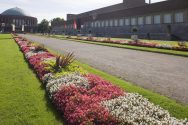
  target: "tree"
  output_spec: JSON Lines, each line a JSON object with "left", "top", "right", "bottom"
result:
{"left": 51, "top": 17, "right": 65, "bottom": 27}
{"left": 37, "top": 19, "right": 49, "bottom": 33}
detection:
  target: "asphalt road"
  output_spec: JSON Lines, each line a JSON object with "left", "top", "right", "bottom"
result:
{"left": 20, "top": 34, "right": 188, "bottom": 104}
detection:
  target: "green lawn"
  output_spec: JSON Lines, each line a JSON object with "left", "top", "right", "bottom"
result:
{"left": 51, "top": 35, "right": 188, "bottom": 57}
{"left": 0, "top": 34, "right": 63, "bottom": 125}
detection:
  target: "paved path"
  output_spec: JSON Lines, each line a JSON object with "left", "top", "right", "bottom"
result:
{"left": 20, "top": 34, "right": 188, "bottom": 104}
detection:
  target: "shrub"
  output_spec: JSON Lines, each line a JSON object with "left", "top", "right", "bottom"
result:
{"left": 44, "top": 58, "right": 87, "bottom": 77}
{"left": 60, "top": 52, "right": 75, "bottom": 68}
{"left": 51, "top": 53, "right": 75, "bottom": 72}
{"left": 178, "top": 42, "right": 187, "bottom": 48}
{"left": 34, "top": 44, "right": 47, "bottom": 52}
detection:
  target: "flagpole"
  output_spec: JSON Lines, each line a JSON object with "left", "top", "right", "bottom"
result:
{"left": 73, "top": 19, "right": 77, "bottom": 35}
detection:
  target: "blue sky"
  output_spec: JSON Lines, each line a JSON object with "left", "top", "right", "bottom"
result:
{"left": 0, "top": 0, "right": 166, "bottom": 22}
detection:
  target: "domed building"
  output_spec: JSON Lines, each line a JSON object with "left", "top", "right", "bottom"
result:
{"left": 0, "top": 7, "right": 37, "bottom": 33}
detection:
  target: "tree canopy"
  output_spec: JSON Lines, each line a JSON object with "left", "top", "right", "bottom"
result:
{"left": 51, "top": 17, "right": 65, "bottom": 27}
{"left": 37, "top": 19, "right": 49, "bottom": 33}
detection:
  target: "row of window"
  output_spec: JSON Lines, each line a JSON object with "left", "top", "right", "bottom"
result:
{"left": 0, "top": 18, "right": 35, "bottom": 26}
{"left": 65, "top": 12, "right": 184, "bottom": 29}
{"left": 13, "top": 19, "right": 35, "bottom": 26}
{"left": 87, "top": 12, "right": 184, "bottom": 28}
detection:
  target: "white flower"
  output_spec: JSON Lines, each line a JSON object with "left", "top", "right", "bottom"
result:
{"left": 46, "top": 73, "right": 89, "bottom": 98}
{"left": 101, "top": 93, "right": 187, "bottom": 125}
{"left": 25, "top": 51, "right": 47, "bottom": 59}
{"left": 156, "top": 44, "right": 172, "bottom": 49}
{"left": 42, "top": 73, "right": 54, "bottom": 84}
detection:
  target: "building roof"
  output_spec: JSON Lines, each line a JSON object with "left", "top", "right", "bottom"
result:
{"left": 68, "top": 0, "right": 146, "bottom": 20}
{"left": 1, "top": 7, "right": 29, "bottom": 16}
{"left": 97, "top": 0, "right": 188, "bottom": 20}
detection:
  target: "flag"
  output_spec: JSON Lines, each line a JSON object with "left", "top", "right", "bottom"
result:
{"left": 64, "top": 22, "right": 67, "bottom": 29}
{"left": 73, "top": 19, "right": 77, "bottom": 30}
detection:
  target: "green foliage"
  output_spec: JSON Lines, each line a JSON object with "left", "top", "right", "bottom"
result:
{"left": 60, "top": 52, "right": 75, "bottom": 68}
{"left": 51, "top": 17, "right": 65, "bottom": 27}
{"left": 34, "top": 43, "right": 47, "bottom": 52}
{"left": 49, "top": 52, "right": 75, "bottom": 73}
{"left": 44, "top": 59, "right": 87, "bottom": 78}
{"left": 178, "top": 42, "right": 187, "bottom": 48}
{"left": 54, "top": 63, "right": 87, "bottom": 78}
{"left": 37, "top": 19, "right": 50, "bottom": 33}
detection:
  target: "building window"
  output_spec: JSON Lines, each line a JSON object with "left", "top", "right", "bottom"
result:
{"left": 131, "top": 17, "right": 137, "bottom": 25}
{"left": 95, "top": 21, "right": 98, "bottom": 27}
{"left": 164, "top": 14, "right": 172, "bottom": 23}
{"left": 101, "top": 21, "right": 104, "bottom": 27}
{"left": 105, "top": 20, "right": 109, "bottom": 27}
{"left": 125, "top": 18, "right": 130, "bottom": 26}
{"left": 154, "top": 15, "right": 161, "bottom": 24}
{"left": 86, "top": 22, "right": 89, "bottom": 27}
{"left": 22, "top": 19, "right": 25, "bottom": 25}
{"left": 114, "top": 19, "right": 118, "bottom": 26}
{"left": 175, "top": 12, "right": 183, "bottom": 23}
{"left": 16, "top": 19, "right": 19, "bottom": 26}
{"left": 98, "top": 21, "right": 100, "bottom": 27}
{"left": 119, "top": 19, "right": 124, "bottom": 26}
{"left": 138, "top": 17, "right": 144, "bottom": 25}
{"left": 110, "top": 20, "right": 113, "bottom": 27}
{"left": 145, "top": 16, "right": 152, "bottom": 24}
{"left": 13, "top": 19, "right": 15, "bottom": 24}
{"left": 91, "top": 22, "right": 94, "bottom": 27}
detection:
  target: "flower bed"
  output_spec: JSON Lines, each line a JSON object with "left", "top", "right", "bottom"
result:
{"left": 12, "top": 34, "right": 188, "bottom": 125}
{"left": 64, "top": 36, "right": 188, "bottom": 52}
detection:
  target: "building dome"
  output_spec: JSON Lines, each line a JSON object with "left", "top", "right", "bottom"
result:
{"left": 1, "top": 7, "right": 29, "bottom": 16}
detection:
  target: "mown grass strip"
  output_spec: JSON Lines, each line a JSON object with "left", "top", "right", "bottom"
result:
{"left": 0, "top": 34, "right": 63, "bottom": 125}
{"left": 52, "top": 35, "right": 188, "bottom": 57}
